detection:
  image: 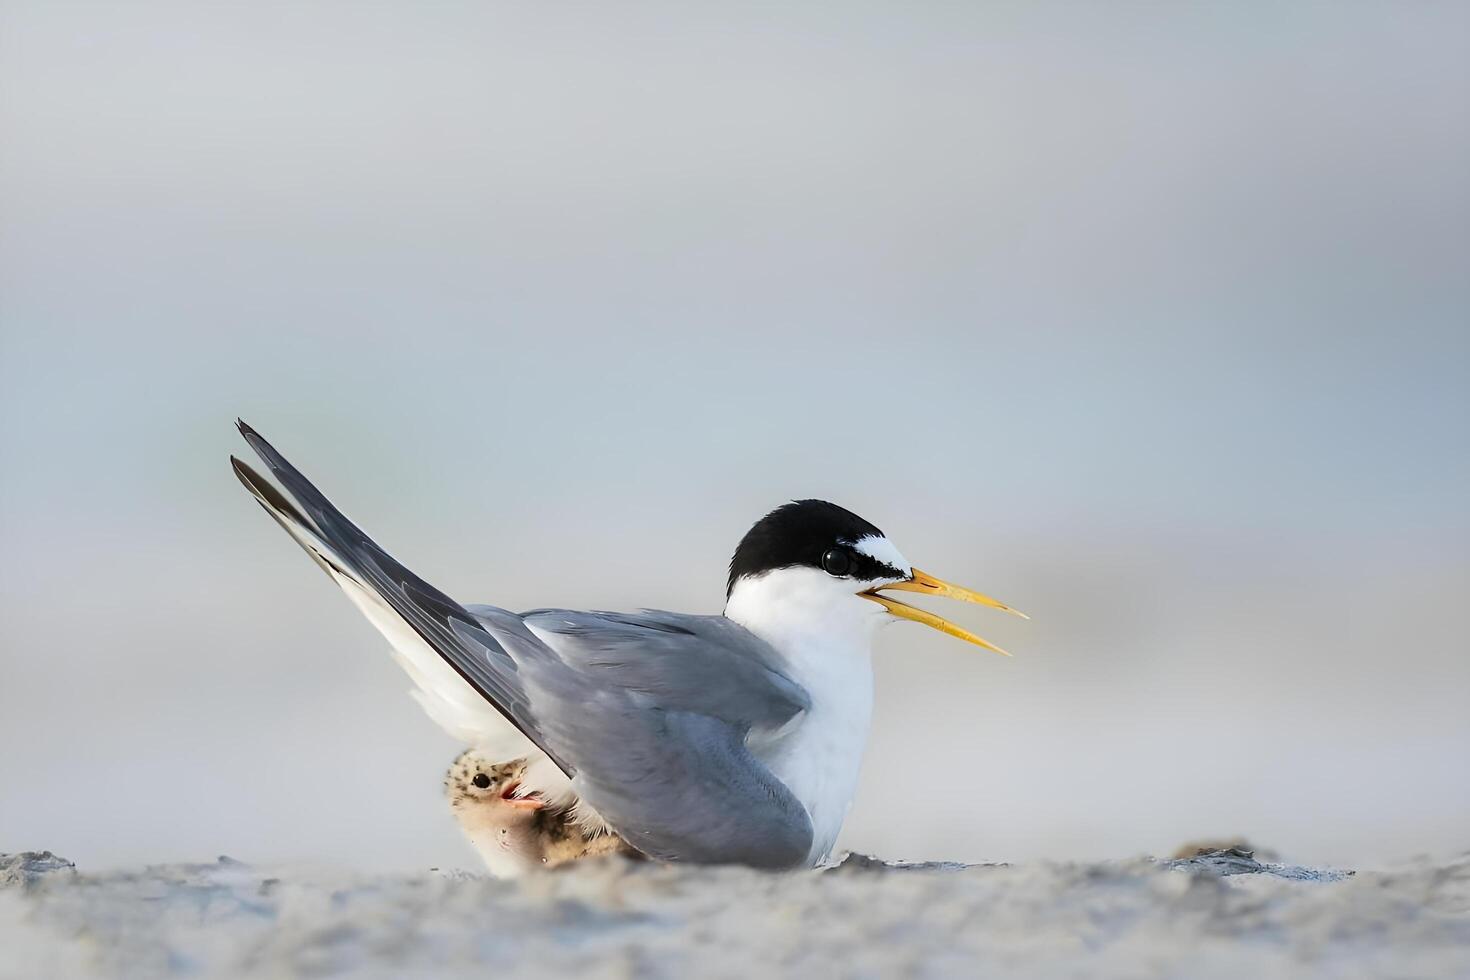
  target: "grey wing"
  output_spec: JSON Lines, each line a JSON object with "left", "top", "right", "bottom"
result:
{"left": 473, "top": 607, "right": 816, "bottom": 869}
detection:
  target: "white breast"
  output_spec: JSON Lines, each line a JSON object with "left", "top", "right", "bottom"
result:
{"left": 725, "top": 566, "right": 888, "bottom": 865}
{"left": 754, "top": 642, "right": 873, "bottom": 864}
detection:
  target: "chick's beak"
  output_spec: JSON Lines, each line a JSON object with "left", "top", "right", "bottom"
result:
{"left": 861, "top": 568, "right": 1027, "bottom": 656}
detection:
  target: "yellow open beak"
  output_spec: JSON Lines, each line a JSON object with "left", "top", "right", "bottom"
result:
{"left": 860, "top": 568, "right": 1027, "bottom": 656}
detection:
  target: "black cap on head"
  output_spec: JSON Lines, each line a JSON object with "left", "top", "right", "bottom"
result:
{"left": 727, "top": 499, "right": 901, "bottom": 596}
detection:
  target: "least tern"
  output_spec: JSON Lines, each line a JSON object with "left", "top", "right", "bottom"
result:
{"left": 445, "top": 750, "right": 633, "bottom": 876}
{"left": 232, "top": 421, "right": 1024, "bottom": 869}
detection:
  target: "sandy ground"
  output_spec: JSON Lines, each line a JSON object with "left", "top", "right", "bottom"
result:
{"left": 2, "top": 849, "right": 1467, "bottom": 979}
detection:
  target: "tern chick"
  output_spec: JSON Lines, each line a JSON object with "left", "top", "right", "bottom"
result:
{"left": 445, "top": 749, "right": 633, "bottom": 877}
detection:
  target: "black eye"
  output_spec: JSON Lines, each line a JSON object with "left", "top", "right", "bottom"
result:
{"left": 821, "top": 548, "right": 852, "bottom": 576}
{"left": 471, "top": 773, "right": 491, "bottom": 789}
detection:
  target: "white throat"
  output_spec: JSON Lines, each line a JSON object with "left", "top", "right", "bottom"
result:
{"left": 723, "top": 566, "right": 892, "bottom": 865}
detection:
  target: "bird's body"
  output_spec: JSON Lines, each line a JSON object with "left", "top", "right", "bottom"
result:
{"left": 232, "top": 422, "right": 1022, "bottom": 871}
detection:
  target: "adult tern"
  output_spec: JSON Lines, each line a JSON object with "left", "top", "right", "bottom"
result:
{"left": 231, "top": 421, "right": 1024, "bottom": 869}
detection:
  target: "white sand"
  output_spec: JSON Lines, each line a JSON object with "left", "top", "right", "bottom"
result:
{"left": 3, "top": 849, "right": 1467, "bottom": 978}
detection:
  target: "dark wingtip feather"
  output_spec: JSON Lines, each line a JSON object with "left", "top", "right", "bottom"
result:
{"left": 229, "top": 454, "right": 257, "bottom": 492}
{"left": 237, "top": 419, "right": 282, "bottom": 466}
{"left": 235, "top": 419, "right": 299, "bottom": 483}
{"left": 236, "top": 418, "right": 271, "bottom": 458}
{"left": 231, "top": 454, "right": 314, "bottom": 529}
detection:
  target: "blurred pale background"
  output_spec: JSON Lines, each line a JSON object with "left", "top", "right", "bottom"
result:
{"left": 2, "top": 2, "right": 1466, "bottom": 871}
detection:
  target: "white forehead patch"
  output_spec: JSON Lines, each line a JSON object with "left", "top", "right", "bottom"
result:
{"left": 848, "top": 534, "right": 912, "bottom": 578}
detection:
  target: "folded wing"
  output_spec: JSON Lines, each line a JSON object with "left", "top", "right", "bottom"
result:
{"left": 482, "top": 608, "right": 814, "bottom": 867}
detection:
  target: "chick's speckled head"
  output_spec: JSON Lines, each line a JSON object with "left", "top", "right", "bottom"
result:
{"left": 444, "top": 749, "right": 535, "bottom": 810}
